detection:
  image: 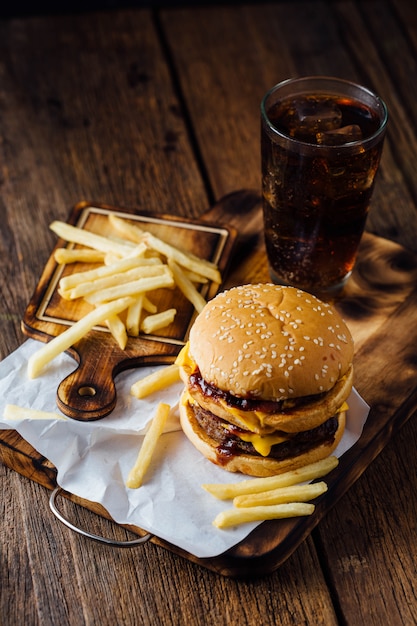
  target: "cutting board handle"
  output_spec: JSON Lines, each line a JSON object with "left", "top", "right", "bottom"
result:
{"left": 52, "top": 332, "right": 133, "bottom": 421}
{"left": 55, "top": 337, "right": 121, "bottom": 420}
{"left": 54, "top": 333, "right": 180, "bottom": 420}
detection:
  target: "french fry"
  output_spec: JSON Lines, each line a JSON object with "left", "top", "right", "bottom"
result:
{"left": 202, "top": 456, "right": 339, "bottom": 500}
{"left": 142, "top": 231, "right": 222, "bottom": 283}
{"left": 64, "top": 265, "right": 168, "bottom": 300}
{"left": 102, "top": 243, "right": 148, "bottom": 266}
{"left": 110, "top": 214, "right": 221, "bottom": 282}
{"left": 58, "top": 252, "right": 159, "bottom": 292}
{"left": 142, "top": 295, "right": 157, "bottom": 313}
{"left": 108, "top": 214, "right": 146, "bottom": 243}
{"left": 27, "top": 296, "right": 134, "bottom": 378}
{"left": 123, "top": 242, "right": 148, "bottom": 258}
{"left": 183, "top": 269, "right": 208, "bottom": 284}
{"left": 130, "top": 363, "right": 181, "bottom": 399}
{"left": 126, "top": 295, "right": 144, "bottom": 337}
{"left": 233, "top": 481, "right": 327, "bottom": 508}
{"left": 86, "top": 271, "right": 175, "bottom": 305}
{"left": 140, "top": 308, "right": 177, "bottom": 334}
{"left": 54, "top": 248, "right": 106, "bottom": 264}
{"left": 4, "top": 404, "right": 67, "bottom": 421}
{"left": 126, "top": 402, "right": 171, "bottom": 488}
{"left": 50, "top": 220, "right": 135, "bottom": 256}
{"left": 110, "top": 214, "right": 222, "bottom": 278}
{"left": 168, "top": 259, "right": 207, "bottom": 314}
{"left": 213, "top": 503, "right": 315, "bottom": 529}
{"left": 105, "top": 314, "right": 128, "bottom": 350}
{"left": 104, "top": 251, "right": 122, "bottom": 266}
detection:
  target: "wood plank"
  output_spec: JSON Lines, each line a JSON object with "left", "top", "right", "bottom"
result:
{"left": 1, "top": 459, "right": 339, "bottom": 625}
{"left": 0, "top": 8, "right": 209, "bottom": 364}
{"left": 331, "top": 0, "right": 417, "bottom": 251}
{"left": 320, "top": 411, "right": 417, "bottom": 625}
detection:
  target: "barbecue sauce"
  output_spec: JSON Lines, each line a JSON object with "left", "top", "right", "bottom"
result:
{"left": 189, "top": 371, "right": 324, "bottom": 413}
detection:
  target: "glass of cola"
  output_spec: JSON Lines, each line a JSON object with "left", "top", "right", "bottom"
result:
{"left": 261, "top": 76, "right": 388, "bottom": 296}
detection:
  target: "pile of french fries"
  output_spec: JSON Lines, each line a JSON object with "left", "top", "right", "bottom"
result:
{"left": 27, "top": 214, "right": 221, "bottom": 379}
{"left": 203, "top": 456, "right": 338, "bottom": 529}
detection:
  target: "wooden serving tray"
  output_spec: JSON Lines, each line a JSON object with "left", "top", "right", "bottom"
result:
{"left": 21, "top": 202, "right": 237, "bottom": 420}
{"left": 2, "top": 190, "right": 417, "bottom": 577}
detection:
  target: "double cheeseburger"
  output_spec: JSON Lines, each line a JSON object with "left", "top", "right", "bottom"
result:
{"left": 178, "top": 283, "right": 354, "bottom": 477}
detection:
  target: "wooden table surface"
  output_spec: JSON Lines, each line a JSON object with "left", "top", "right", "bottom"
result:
{"left": 2, "top": 1, "right": 417, "bottom": 624}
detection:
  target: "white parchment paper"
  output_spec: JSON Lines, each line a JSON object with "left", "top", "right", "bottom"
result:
{"left": 0, "top": 340, "right": 369, "bottom": 558}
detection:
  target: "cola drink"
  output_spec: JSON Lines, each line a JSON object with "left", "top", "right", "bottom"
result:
{"left": 261, "top": 78, "right": 388, "bottom": 295}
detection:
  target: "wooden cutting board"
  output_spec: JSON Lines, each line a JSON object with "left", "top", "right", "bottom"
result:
{"left": 20, "top": 201, "right": 237, "bottom": 420}
{"left": 2, "top": 189, "right": 417, "bottom": 577}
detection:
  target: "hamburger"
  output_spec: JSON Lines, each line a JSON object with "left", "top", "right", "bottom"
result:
{"left": 177, "top": 283, "right": 354, "bottom": 477}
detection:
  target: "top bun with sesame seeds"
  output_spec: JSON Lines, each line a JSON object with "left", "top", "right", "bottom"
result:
{"left": 188, "top": 283, "right": 353, "bottom": 402}
{"left": 177, "top": 283, "right": 354, "bottom": 477}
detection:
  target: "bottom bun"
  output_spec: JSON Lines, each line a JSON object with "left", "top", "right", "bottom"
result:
{"left": 179, "top": 392, "right": 346, "bottom": 477}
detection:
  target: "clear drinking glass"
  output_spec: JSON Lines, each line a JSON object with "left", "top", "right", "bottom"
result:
{"left": 261, "top": 76, "right": 388, "bottom": 296}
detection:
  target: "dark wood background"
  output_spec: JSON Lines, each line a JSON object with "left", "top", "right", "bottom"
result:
{"left": 2, "top": 1, "right": 417, "bottom": 624}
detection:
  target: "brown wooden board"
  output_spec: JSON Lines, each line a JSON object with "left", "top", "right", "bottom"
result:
{"left": 20, "top": 202, "right": 237, "bottom": 420}
{"left": 2, "top": 190, "right": 417, "bottom": 577}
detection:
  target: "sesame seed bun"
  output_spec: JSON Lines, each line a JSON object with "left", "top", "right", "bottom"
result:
{"left": 178, "top": 283, "right": 354, "bottom": 477}
{"left": 188, "top": 283, "right": 353, "bottom": 401}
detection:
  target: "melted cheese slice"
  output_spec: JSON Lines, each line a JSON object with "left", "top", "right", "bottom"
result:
{"left": 234, "top": 429, "right": 289, "bottom": 456}
{"left": 183, "top": 389, "right": 290, "bottom": 456}
{"left": 240, "top": 401, "right": 348, "bottom": 456}
{"left": 218, "top": 400, "right": 273, "bottom": 430}
{"left": 175, "top": 342, "right": 193, "bottom": 369}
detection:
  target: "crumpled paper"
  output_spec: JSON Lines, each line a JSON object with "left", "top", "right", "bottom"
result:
{"left": 0, "top": 339, "right": 369, "bottom": 558}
